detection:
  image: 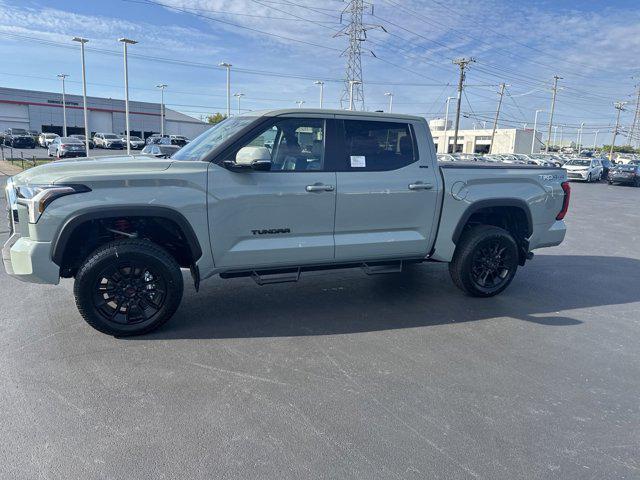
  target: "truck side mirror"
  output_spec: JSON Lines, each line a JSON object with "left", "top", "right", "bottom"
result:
{"left": 225, "top": 146, "right": 272, "bottom": 172}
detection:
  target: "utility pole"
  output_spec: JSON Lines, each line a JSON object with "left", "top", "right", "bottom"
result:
{"left": 314, "top": 81, "right": 324, "bottom": 108}
{"left": 610, "top": 102, "right": 625, "bottom": 160}
{"left": 335, "top": 0, "right": 384, "bottom": 110}
{"left": 452, "top": 57, "right": 475, "bottom": 153}
{"left": 57, "top": 74, "right": 69, "bottom": 137}
{"left": 72, "top": 37, "right": 90, "bottom": 153}
{"left": 489, "top": 82, "right": 506, "bottom": 154}
{"left": 630, "top": 83, "right": 640, "bottom": 148}
{"left": 545, "top": 75, "right": 562, "bottom": 153}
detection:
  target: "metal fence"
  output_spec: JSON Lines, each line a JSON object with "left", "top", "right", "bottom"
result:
{"left": 0, "top": 145, "right": 51, "bottom": 169}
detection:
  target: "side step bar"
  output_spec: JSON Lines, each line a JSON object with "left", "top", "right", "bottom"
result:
{"left": 220, "top": 260, "right": 415, "bottom": 286}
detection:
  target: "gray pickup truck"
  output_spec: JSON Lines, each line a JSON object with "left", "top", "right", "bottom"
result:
{"left": 3, "top": 109, "right": 570, "bottom": 336}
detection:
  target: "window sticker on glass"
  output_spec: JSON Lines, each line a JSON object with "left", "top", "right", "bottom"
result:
{"left": 350, "top": 155, "right": 366, "bottom": 168}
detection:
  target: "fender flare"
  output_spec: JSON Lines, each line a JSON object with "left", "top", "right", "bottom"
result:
{"left": 451, "top": 198, "right": 533, "bottom": 244}
{"left": 51, "top": 206, "right": 203, "bottom": 266}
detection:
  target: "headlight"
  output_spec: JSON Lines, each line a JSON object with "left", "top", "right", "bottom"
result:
{"left": 16, "top": 184, "right": 91, "bottom": 223}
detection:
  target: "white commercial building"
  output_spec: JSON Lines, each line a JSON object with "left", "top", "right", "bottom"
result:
{"left": 0, "top": 86, "right": 210, "bottom": 140}
{"left": 429, "top": 119, "right": 544, "bottom": 154}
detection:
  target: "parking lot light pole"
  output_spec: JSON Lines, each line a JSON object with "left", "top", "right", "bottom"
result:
{"left": 218, "top": 62, "right": 232, "bottom": 117}
{"left": 72, "top": 37, "right": 90, "bottom": 153}
{"left": 593, "top": 130, "right": 599, "bottom": 151}
{"left": 234, "top": 92, "right": 244, "bottom": 114}
{"left": 531, "top": 109, "right": 544, "bottom": 154}
{"left": 384, "top": 92, "right": 393, "bottom": 112}
{"left": 57, "top": 74, "right": 69, "bottom": 137}
{"left": 156, "top": 84, "right": 167, "bottom": 137}
{"left": 296, "top": 100, "right": 305, "bottom": 108}
{"left": 559, "top": 125, "right": 564, "bottom": 150}
{"left": 118, "top": 38, "right": 137, "bottom": 155}
{"left": 314, "top": 81, "right": 324, "bottom": 108}
{"left": 577, "top": 122, "right": 585, "bottom": 152}
{"left": 443, "top": 96, "right": 455, "bottom": 153}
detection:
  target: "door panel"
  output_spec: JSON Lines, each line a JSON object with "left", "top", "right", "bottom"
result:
{"left": 333, "top": 119, "right": 439, "bottom": 260}
{"left": 208, "top": 164, "right": 336, "bottom": 268}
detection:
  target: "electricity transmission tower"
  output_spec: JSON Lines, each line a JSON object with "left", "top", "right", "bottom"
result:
{"left": 335, "top": 0, "right": 383, "bottom": 110}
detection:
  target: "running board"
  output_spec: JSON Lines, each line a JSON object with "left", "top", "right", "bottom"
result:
{"left": 361, "top": 260, "right": 404, "bottom": 275}
{"left": 251, "top": 268, "right": 301, "bottom": 286}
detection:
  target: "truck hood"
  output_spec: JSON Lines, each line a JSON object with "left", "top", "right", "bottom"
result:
{"left": 11, "top": 155, "right": 173, "bottom": 186}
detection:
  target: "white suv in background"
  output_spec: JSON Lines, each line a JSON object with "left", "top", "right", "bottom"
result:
{"left": 564, "top": 158, "right": 603, "bottom": 182}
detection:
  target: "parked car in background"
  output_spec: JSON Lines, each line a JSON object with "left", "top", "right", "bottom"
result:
{"left": 47, "top": 137, "right": 87, "bottom": 159}
{"left": 70, "top": 134, "right": 94, "bottom": 149}
{"left": 38, "top": 133, "right": 59, "bottom": 148}
{"left": 169, "top": 135, "right": 189, "bottom": 146}
{"left": 564, "top": 158, "right": 603, "bottom": 182}
{"left": 140, "top": 144, "right": 180, "bottom": 158}
{"left": 437, "top": 153, "right": 457, "bottom": 162}
{"left": 120, "top": 135, "right": 145, "bottom": 150}
{"left": 27, "top": 130, "right": 39, "bottom": 142}
{"left": 4, "top": 128, "right": 36, "bottom": 148}
{"left": 145, "top": 134, "right": 167, "bottom": 145}
{"left": 93, "top": 133, "right": 124, "bottom": 149}
{"left": 607, "top": 163, "right": 640, "bottom": 187}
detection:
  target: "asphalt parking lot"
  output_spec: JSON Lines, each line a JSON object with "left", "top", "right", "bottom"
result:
{"left": 1, "top": 177, "right": 639, "bottom": 480}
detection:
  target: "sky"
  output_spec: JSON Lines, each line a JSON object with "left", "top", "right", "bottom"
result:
{"left": 0, "top": 0, "right": 639, "bottom": 145}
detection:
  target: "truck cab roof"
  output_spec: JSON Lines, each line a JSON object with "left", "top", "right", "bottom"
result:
{"left": 240, "top": 108, "right": 425, "bottom": 122}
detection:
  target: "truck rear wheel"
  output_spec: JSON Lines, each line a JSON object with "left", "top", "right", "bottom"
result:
{"left": 449, "top": 225, "right": 519, "bottom": 297}
{"left": 74, "top": 239, "right": 183, "bottom": 336}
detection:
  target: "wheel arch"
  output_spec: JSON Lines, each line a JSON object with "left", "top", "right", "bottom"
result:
{"left": 51, "top": 206, "right": 203, "bottom": 268}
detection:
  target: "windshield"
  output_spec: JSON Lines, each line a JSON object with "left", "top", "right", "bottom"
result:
{"left": 615, "top": 165, "right": 638, "bottom": 171}
{"left": 103, "top": 134, "right": 118, "bottom": 139}
{"left": 172, "top": 116, "right": 256, "bottom": 161}
{"left": 45, "top": 133, "right": 58, "bottom": 138}
{"left": 73, "top": 135, "right": 86, "bottom": 140}
{"left": 60, "top": 137, "right": 82, "bottom": 143}
{"left": 565, "top": 159, "right": 591, "bottom": 166}
{"left": 12, "top": 128, "right": 27, "bottom": 135}
{"left": 130, "top": 136, "right": 142, "bottom": 141}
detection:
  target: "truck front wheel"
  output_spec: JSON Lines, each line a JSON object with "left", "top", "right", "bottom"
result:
{"left": 449, "top": 225, "right": 519, "bottom": 297}
{"left": 73, "top": 239, "right": 184, "bottom": 336}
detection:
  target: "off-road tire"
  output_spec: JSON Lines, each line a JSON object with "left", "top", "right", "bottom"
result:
{"left": 449, "top": 225, "right": 519, "bottom": 297}
{"left": 74, "top": 239, "right": 183, "bottom": 336}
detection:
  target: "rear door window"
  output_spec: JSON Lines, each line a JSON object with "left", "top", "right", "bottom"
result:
{"left": 339, "top": 120, "right": 416, "bottom": 171}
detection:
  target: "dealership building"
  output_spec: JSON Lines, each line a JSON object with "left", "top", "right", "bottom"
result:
{"left": 429, "top": 119, "right": 543, "bottom": 154}
{"left": 0, "top": 86, "right": 210, "bottom": 140}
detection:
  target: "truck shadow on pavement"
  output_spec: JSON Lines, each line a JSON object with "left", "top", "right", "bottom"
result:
{"left": 135, "top": 254, "right": 639, "bottom": 340}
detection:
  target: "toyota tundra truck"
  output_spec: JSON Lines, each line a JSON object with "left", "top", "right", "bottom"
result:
{"left": 2, "top": 109, "right": 570, "bottom": 336}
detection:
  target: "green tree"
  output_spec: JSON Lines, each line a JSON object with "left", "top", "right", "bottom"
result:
{"left": 206, "top": 112, "right": 227, "bottom": 124}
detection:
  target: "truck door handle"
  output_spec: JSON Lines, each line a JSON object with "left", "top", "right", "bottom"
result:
{"left": 306, "top": 183, "right": 335, "bottom": 192}
{"left": 408, "top": 182, "right": 433, "bottom": 191}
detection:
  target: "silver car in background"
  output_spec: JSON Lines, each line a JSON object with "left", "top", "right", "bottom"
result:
{"left": 47, "top": 137, "right": 87, "bottom": 159}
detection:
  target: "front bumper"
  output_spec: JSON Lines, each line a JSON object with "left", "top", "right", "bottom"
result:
{"left": 567, "top": 170, "right": 589, "bottom": 180}
{"left": 2, "top": 233, "right": 59, "bottom": 284}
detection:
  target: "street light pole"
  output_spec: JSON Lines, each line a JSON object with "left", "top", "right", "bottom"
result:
{"left": 296, "top": 100, "right": 305, "bottom": 108}
{"left": 348, "top": 80, "right": 361, "bottom": 111}
{"left": 531, "top": 109, "right": 543, "bottom": 154}
{"left": 118, "top": 37, "right": 137, "bottom": 155}
{"left": 234, "top": 92, "right": 244, "bottom": 114}
{"left": 559, "top": 125, "right": 564, "bottom": 150}
{"left": 593, "top": 130, "right": 599, "bottom": 151}
{"left": 314, "top": 81, "right": 324, "bottom": 108}
{"left": 57, "top": 74, "right": 69, "bottom": 137}
{"left": 72, "top": 37, "right": 90, "bottom": 153}
{"left": 577, "top": 121, "right": 585, "bottom": 152}
{"left": 218, "top": 62, "right": 232, "bottom": 117}
{"left": 553, "top": 125, "right": 558, "bottom": 146}
{"left": 443, "top": 96, "right": 455, "bottom": 153}
{"left": 156, "top": 84, "right": 167, "bottom": 137}
{"left": 384, "top": 92, "right": 393, "bottom": 112}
